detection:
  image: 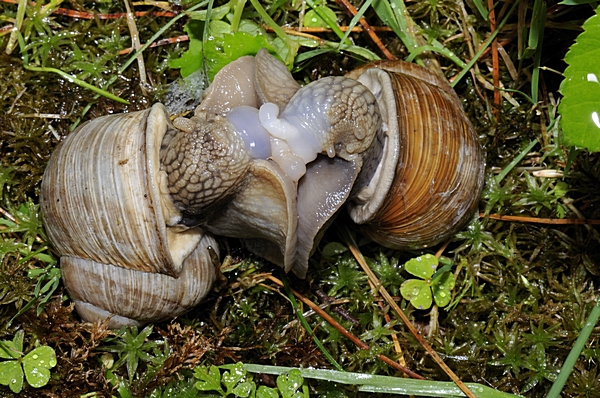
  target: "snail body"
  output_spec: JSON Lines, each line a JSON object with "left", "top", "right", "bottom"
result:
{"left": 40, "top": 50, "right": 483, "bottom": 327}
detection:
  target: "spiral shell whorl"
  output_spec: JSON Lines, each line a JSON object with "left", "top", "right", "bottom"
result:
{"left": 40, "top": 103, "right": 218, "bottom": 326}
{"left": 347, "top": 60, "right": 484, "bottom": 249}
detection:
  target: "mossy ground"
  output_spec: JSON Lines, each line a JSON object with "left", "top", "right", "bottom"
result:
{"left": 0, "top": 0, "right": 599, "bottom": 397}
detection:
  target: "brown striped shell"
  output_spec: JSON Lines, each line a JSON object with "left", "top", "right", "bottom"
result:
{"left": 345, "top": 60, "right": 484, "bottom": 249}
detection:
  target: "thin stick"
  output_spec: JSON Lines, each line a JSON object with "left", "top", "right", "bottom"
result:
{"left": 335, "top": 0, "right": 395, "bottom": 60}
{"left": 1, "top": 0, "right": 176, "bottom": 18}
{"left": 123, "top": 0, "right": 148, "bottom": 92}
{"left": 265, "top": 275, "right": 425, "bottom": 380}
{"left": 481, "top": 213, "right": 600, "bottom": 225}
{"left": 118, "top": 35, "right": 190, "bottom": 55}
{"left": 487, "top": 0, "right": 500, "bottom": 109}
{"left": 288, "top": 26, "right": 393, "bottom": 33}
{"left": 342, "top": 229, "right": 477, "bottom": 398}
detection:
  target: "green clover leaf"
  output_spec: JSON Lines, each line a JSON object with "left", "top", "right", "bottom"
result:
{"left": 404, "top": 254, "right": 438, "bottom": 279}
{"left": 22, "top": 346, "right": 57, "bottom": 388}
{"left": 277, "top": 369, "right": 305, "bottom": 398}
{"left": 401, "top": 279, "right": 433, "bottom": 309}
{"left": 401, "top": 254, "right": 456, "bottom": 310}
{"left": 0, "top": 360, "right": 23, "bottom": 393}
{"left": 194, "top": 365, "right": 225, "bottom": 393}
{"left": 0, "top": 331, "right": 56, "bottom": 393}
{"left": 0, "top": 341, "right": 22, "bottom": 359}
{"left": 222, "top": 362, "right": 249, "bottom": 395}
{"left": 431, "top": 271, "right": 456, "bottom": 307}
{"left": 257, "top": 385, "right": 280, "bottom": 398}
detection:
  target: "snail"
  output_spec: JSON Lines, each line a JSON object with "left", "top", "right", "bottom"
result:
{"left": 40, "top": 49, "right": 484, "bottom": 328}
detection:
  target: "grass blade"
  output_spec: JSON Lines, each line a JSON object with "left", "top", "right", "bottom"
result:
{"left": 546, "top": 298, "right": 600, "bottom": 398}
{"left": 495, "top": 139, "right": 538, "bottom": 184}
{"left": 243, "top": 364, "right": 524, "bottom": 397}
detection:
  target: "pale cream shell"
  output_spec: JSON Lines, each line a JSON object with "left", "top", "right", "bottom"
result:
{"left": 61, "top": 233, "right": 217, "bottom": 328}
{"left": 40, "top": 103, "right": 217, "bottom": 325}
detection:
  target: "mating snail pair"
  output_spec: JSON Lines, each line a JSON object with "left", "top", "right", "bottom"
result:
{"left": 40, "top": 49, "right": 484, "bottom": 328}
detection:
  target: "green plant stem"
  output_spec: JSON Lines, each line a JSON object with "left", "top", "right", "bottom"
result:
{"left": 5, "top": 0, "right": 26, "bottom": 55}
{"left": 24, "top": 65, "right": 129, "bottom": 104}
{"left": 547, "top": 298, "right": 600, "bottom": 398}
{"left": 304, "top": 0, "right": 351, "bottom": 45}
{"left": 405, "top": 45, "right": 467, "bottom": 68}
{"left": 248, "top": 0, "right": 298, "bottom": 66}
{"left": 17, "top": 30, "right": 129, "bottom": 105}
{"left": 530, "top": 0, "right": 546, "bottom": 104}
{"left": 451, "top": 0, "right": 521, "bottom": 88}
{"left": 338, "top": 0, "right": 374, "bottom": 47}
{"left": 281, "top": 276, "right": 344, "bottom": 371}
{"left": 230, "top": 0, "right": 246, "bottom": 32}
{"left": 242, "top": 364, "right": 523, "bottom": 397}
{"left": 495, "top": 139, "right": 538, "bottom": 184}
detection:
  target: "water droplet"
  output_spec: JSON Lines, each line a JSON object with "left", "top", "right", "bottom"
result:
{"left": 416, "top": 257, "right": 422, "bottom": 262}
{"left": 11, "top": 379, "right": 16, "bottom": 384}
{"left": 32, "top": 354, "right": 38, "bottom": 359}
{"left": 439, "top": 292, "right": 446, "bottom": 297}
{"left": 592, "top": 111, "right": 600, "bottom": 128}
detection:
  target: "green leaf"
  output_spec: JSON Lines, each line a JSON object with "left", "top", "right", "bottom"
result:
{"left": 22, "top": 346, "right": 57, "bottom": 388}
{"left": 431, "top": 271, "right": 456, "bottom": 308}
{"left": 277, "top": 369, "right": 305, "bottom": 398}
{"left": 321, "top": 242, "right": 348, "bottom": 258}
{"left": 232, "top": 381, "right": 254, "bottom": 397}
{"left": 559, "top": 6, "right": 600, "bottom": 152}
{"left": 257, "top": 385, "right": 279, "bottom": 398}
{"left": 203, "top": 32, "right": 279, "bottom": 80}
{"left": 404, "top": 254, "right": 438, "bottom": 280}
{"left": 187, "top": 3, "right": 230, "bottom": 20}
{"left": 0, "top": 341, "right": 22, "bottom": 359}
{"left": 0, "top": 166, "right": 16, "bottom": 196}
{"left": 553, "top": 181, "right": 569, "bottom": 200}
{"left": 168, "top": 20, "right": 205, "bottom": 78}
{"left": 222, "top": 362, "right": 247, "bottom": 393}
{"left": 400, "top": 279, "right": 432, "bottom": 310}
{"left": 559, "top": 0, "right": 598, "bottom": 4}
{"left": 0, "top": 360, "right": 23, "bottom": 393}
{"left": 304, "top": 6, "right": 337, "bottom": 28}
{"left": 194, "top": 365, "right": 224, "bottom": 393}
